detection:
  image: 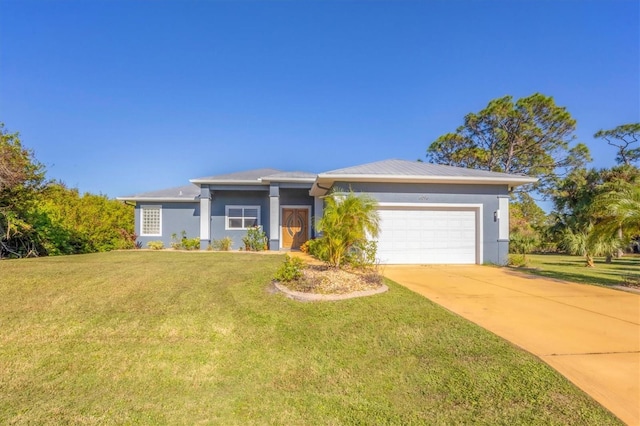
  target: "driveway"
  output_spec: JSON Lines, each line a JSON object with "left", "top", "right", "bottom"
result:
{"left": 383, "top": 265, "right": 640, "bottom": 425}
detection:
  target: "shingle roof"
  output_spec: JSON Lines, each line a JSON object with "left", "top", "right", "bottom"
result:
{"left": 117, "top": 184, "right": 200, "bottom": 201}
{"left": 323, "top": 159, "right": 528, "bottom": 179}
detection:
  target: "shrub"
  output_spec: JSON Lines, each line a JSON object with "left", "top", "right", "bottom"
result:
{"left": 345, "top": 240, "right": 378, "bottom": 269}
{"left": 147, "top": 241, "right": 164, "bottom": 250}
{"left": 211, "top": 236, "right": 233, "bottom": 251}
{"left": 171, "top": 231, "right": 200, "bottom": 250}
{"left": 508, "top": 253, "right": 528, "bottom": 267}
{"left": 299, "top": 240, "right": 310, "bottom": 254}
{"left": 243, "top": 226, "right": 268, "bottom": 251}
{"left": 307, "top": 237, "right": 329, "bottom": 261}
{"left": 273, "top": 254, "right": 305, "bottom": 282}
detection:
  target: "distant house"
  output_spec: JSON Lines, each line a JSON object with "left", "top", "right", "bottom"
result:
{"left": 118, "top": 159, "right": 536, "bottom": 265}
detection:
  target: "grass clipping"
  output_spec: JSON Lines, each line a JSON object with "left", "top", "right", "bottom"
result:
{"left": 285, "top": 264, "right": 384, "bottom": 295}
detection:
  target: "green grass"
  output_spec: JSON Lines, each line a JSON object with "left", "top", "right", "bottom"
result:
{"left": 0, "top": 251, "right": 621, "bottom": 425}
{"left": 518, "top": 253, "right": 640, "bottom": 287}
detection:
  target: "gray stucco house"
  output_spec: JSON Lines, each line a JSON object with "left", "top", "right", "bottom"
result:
{"left": 118, "top": 159, "right": 536, "bottom": 265}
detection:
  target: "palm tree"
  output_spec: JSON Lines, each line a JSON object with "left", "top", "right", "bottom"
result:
{"left": 561, "top": 224, "right": 620, "bottom": 268}
{"left": 592, "top": 181, "right": 640, "bottom": 257}
{"left": 316, "top": 189, "right": 380, "bottom": 268}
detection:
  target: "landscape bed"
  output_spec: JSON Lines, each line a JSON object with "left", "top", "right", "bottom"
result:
{"left": 0, "top": 251, "right": 621, "bottom": 424}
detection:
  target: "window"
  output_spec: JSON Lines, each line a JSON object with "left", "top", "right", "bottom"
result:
{"left": 141, "top": 206, "right": 162, "bottom": 236}
{"left": 226, "top": 206, "right": 260, "bottom": 230}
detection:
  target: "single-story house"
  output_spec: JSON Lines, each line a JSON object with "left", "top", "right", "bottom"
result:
{"left": 118, "top": 159, "right": 536, "bottom": 265}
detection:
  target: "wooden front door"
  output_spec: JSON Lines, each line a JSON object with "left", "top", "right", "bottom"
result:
{"left": 282, "top": 208, "right": 309, "bottom": 250}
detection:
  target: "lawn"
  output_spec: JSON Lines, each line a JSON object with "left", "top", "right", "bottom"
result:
{"left": 0, "top": 251, "right": 621, "bottom": 425}
{"left": 519, "top": 253, "right": 640, "bottom": 287}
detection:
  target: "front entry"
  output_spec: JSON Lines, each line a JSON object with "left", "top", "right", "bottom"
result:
{"left": 282, "top": 208, "right": 309, "bottom": 250}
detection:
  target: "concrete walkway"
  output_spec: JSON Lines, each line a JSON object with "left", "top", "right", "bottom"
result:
{"left": 383, "top": 265, "right": 640, "bottom": 425}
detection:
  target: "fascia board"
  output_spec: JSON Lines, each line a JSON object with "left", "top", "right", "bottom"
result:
{"left": 189, "top": 178, "right": 267, "bottom": 185}
{"left": 315, "top": 173, "right": 538, "bottom": 186}
{"left": 116, "top": 197, "right": 198, "bottom": 202}
{"left": 259, "top": 177, "right": 317, "bottom": 183}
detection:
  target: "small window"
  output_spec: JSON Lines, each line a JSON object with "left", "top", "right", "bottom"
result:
{"left": 141, "top": 206, "right": 162, "bottom": 236}
{"left": 226, "top": 206, "right": 260, "bottom": 230}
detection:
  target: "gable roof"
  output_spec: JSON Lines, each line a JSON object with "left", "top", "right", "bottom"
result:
{"left": 117, "top": 184, "right": 200, "bottom": 202}
{"left": 310, "top": 159, "right": 538, "bottom": 196}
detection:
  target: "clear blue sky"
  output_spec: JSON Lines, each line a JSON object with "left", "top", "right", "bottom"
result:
{"left": 1, "top": 0, "right": 638, "bottom": 198}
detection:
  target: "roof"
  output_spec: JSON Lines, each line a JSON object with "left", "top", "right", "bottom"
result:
{"left": 310, "top": 159, "right": 538, "bottom": 196}
{"left": 260, "top": 171, "right": 318, "bottom": 183}
{"left": 190, "top": 168, "right": 283, "bottom": 184}
{"left": 117, "top": 184, "right": 200, "bottom": 202}
{"left": 118, "top": 159, "right": 538, "bottom": 201}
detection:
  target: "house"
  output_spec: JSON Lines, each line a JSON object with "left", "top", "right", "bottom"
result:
{"left": 117, "top": 159, "right": 537, "bottom": 265}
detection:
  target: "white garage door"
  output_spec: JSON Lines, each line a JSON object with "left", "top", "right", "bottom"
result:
{"left": 375, "top": 208, "right": 477, "bottom": 264}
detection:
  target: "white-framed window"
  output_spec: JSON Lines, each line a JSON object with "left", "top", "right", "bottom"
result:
{"left": 141, "top": 206, "right": 162, "bottom": 236}
{"left": 225, "top": 205, "right": 260, "bottom": 230}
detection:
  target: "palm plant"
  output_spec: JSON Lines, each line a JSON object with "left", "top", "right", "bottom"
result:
{"left": 315, "top": 189, "right": 380, "bottom": 268}
{"left": 592, "top": 182, "right": 640, "bottom": 243}
{"left": 561, "top": 224, "right": 621, "bottom": 268}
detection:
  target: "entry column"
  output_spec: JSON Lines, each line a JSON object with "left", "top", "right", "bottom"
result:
{"left": 199, "top": 186, "right": 211, "bottom": 250}
{"left": 269, "top": 184, "right": 280, "bottom": 250}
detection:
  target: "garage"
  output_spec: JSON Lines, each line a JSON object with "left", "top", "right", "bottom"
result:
{"left": 375, "top": 206, "right": 478, "bottom": 264}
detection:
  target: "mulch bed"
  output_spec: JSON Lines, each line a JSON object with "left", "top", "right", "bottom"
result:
{"left": 283, "top": 264, "right": 384, "bottom": 295}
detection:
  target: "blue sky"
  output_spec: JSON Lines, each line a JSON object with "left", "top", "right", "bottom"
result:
{"left": 1, "top": 0, "right": 638, "bottom": 198}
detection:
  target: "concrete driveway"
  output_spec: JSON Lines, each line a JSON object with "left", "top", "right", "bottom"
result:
{"left": 383, "top": 265, "right": 640, "bottom": 425}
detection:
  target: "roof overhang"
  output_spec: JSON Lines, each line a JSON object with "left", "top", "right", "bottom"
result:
{"left": 309, "top": 174, "right": 538, "bottom": 196}
{"left": 116, "top": 197, "right": 198, "bottom": 203}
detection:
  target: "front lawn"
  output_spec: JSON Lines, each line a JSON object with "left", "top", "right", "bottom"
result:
{"left": 518, "top": 253, "right": 640, "bottom": 287}
{"left": 0, "top": 252, "right": 621, "bottom": 424}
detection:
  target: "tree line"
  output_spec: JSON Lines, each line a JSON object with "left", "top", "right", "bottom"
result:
{"left": 426, "top": 93, "right": 639, "bottom": 267}
{"left": 0, "top": 123, "right": 135, "bottom": 258}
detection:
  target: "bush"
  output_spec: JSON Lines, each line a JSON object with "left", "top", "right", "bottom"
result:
{"left": 211, "top": 236, "right": 233, "bottom": 251}
{"left": 299, "top": 240, "right": 310, "bottom": 254}
{"left": 508, "top": 253, "right": 528, "bottom": 267}
{"left": 345, "top": 240, "right": 378, "bottom": 269}
{"left": 307, "top": 237, "right": 329, "bottom": 261}
{"left": 171, "top": 231, "right": 200, "bottom": 250}
{"left": 147, "top": 241, "right": 164, "bottom": 250}
{"left": 273, "top": 254, "right": 305, "bottom": 282}
{"left": 242, "top": 226, "right": 268, "bottom": 251}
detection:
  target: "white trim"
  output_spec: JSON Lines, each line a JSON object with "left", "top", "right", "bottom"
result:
{"left": 279, "top": 205, "right": 312, "bottom": 250}
{"left": 140, "top": 205, "right": 162, "bottom": 237}
{"left": 225, "top": 205, "right": 261, "bottom": 230}
{"left": 117, "top": 197, "right": 197, "bottom": 202}
{"left": 310, "top": 174, "right": 537, "bottom": 196}
{"left": 375, "top": 202, "right": 483, "bottom": 264}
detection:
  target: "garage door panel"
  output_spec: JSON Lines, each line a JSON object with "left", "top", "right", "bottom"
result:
{"left": 376, "top": 208, "right": 477, "bottom": 264}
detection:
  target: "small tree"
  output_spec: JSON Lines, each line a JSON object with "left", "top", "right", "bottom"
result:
{"left": 315, "top": 190, "right": 380, "bottom": 268}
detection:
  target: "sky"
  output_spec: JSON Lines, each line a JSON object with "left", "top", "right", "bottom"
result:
{"left": 1, "top": 0, "right": 638, "bottom": 199}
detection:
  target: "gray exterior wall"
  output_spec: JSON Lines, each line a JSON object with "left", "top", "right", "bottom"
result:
{"left": 209, "top": 188, "right": 315, "bottom": 250}
{"left": 336, "top": 182, "right": 511, "bottom": 265}
{"left": 135, "top": 202, "right": 200, "bottom": 248}
{"left": 210, "top": 190, "right": 269, "bottom": 250}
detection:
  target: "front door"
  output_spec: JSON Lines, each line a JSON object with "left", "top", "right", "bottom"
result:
{"left": 282, "top": 208, "right": 309, "bottom": 250}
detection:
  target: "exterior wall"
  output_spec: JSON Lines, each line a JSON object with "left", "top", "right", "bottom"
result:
{"left": 136, "top": 202, "right": 200, "bottom": 248}
{"left": 210, "top": 190, "right": 270, "bottom": 250}
{"left": 208, "top": 188, "right": 315, "bottom": 250}
{"left": 336, "top": 182, "right": 511, "bottom": 265}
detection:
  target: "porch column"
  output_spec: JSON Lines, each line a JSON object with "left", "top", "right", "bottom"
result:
{"left": 313, "top": 196, "right": 324, "bottom": 238}
{"left": 199, "top": 186, "right": 211, "bottom": 250}
{"left": 269, "top": 184, "right": 280, "bottom": 250}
